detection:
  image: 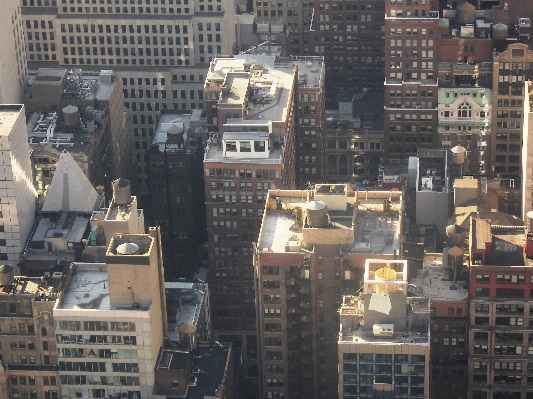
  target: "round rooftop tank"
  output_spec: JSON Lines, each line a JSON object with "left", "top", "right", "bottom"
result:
{"left": 446, "top": 224, "right": 466, "bottom": 248}
{"left": 305, "top": 201, "right": 328, "bottom": 228}
{"left": 116, "top": 242, "right": 139, "bottom": 255}
{"left": 493, "top": 24, "right": 508, "bottom": 40}
{"left": 451, "top": 145, "right": 467, "bottom": 164}
{"left": 456, "top": 1, "right": 475, "bottom": 24}
{"left": 448, "top": 246, "right": 464, "bottom": 279}
{"left": 112, "top": 178, "right": 131, "bottom": 206}
{"left": 62, "top": 105, "right": 79, "bottom": 127}
{"left": 179, "top": 323, "right": 197, "bottom": 350}
{"left": 374, "top": 265, "right": 397, "bottom": 294}
{"left": 0, "top": 264, "right": 14, "bottom": 286}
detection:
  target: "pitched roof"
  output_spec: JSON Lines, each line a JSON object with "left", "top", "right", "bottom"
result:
{"left": 41, "top": 151, "right": 99, "bottom": 213}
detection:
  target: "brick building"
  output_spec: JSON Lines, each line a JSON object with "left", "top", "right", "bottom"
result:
{"left": 468, "top": 215, "right": 533, "bottom": 399}
{"left": 255, "top": 185, "right": 402, "bottom": 399}
{"left": 203, "top": 55, "right": 324, "bottom": 375}
{"left": 383, "top": 0, "right": 440, "bottom": 158}
{"left": 148, "top": 111, "right": 207, "bottom": 279}
{"left": 411, "top": 255, "right": 469, "bottom": 399}
{"left": 0, "top": 266, "right": 60, "bottom": 399}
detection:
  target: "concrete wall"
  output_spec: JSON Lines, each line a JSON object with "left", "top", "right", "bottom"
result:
{"left": 416, "top": 190, "right": 449, "bottom": 243}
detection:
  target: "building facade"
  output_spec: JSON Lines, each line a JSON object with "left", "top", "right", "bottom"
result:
{"left": 53, "top": 228, "right": 167, "bottom": 399}
{"left": 491, "top": 43, "right": 533, "bottom": 176}
{"left": 148, "top": 111, "right": 207, "bottom": 279}
{"left": 0, "top": 105, "right": 38, "bottom": 271}
{"left": 338, "top": 260, "right": 430, "bottom": 399}
{"left": 0, "top": 266, "right": 61, "bottom": 399}
{"left": 468, "top": 217, "right": 533, "bottom": 399}
{"left": 383, "top": 0, "right": 440, "bottom": 158}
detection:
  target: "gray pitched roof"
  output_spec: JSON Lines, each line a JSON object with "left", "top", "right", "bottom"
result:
{"left": 41, "top": 151, "right": 99, "bottom": 213}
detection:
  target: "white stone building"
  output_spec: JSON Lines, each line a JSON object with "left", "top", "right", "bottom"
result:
{"left": 0, "top": 105, "right": 38, "bottom": 271}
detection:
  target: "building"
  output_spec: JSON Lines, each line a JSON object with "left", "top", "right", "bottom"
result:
{"left": 203, "top": 55, "right": 323, "bottom": 374}
{"left": 0, "top": 1, "right": 27, "bottom": 103}
{"left": 22, "top": 67, "right": 131, "bottom": 196}
{"left": 412, "top": 149, "right": 455, "bottom": 246}
{"left": 164, "top": 281, "right": 211, "bottom": 346}
{"left": 20, "top": 151, "right": 105, "bottom": 276}
{"left": 153, "top": 343, "right": 235, "bottom": 399}
{"left": 383, "top": 0, "right": 440, "bottom": 158}
{"left": 437, "top": 2, "right": 494, "bottom": 175}
{"left": 467, "top": 215, "right": 533, "bottom": 399}
{"left": 149, "top": 111, "right": 207, "bottom": 279}
{"left": 255, "top": 185, "right": 402, "bottom": 399}
{"left": 53, "top": 227, "right": 167, "bottom": 399}
{"left": 325, "top": 92, "right": 385, "bottom": 184}
{"left": 490, "top": 43, "right": 533, "bottom": 177}
{"left": 337, "top": 259, "right": 430, "bottom": 399}
{"left": 309, "top": 0, "right": 386, "bottom": 104}
{"left": 0, "top": 105, "right": 38, "bottom": 271}
{"left": 0, "top": 265, "right": 61, "bottom": 399}
{"left": 21, "top": 0, "right": 236, "bottom": 200}
{"left": 254, "top": 0, "right": 385, "bottom": 104}
{"left": 410, "top": 254, "right": 469, "bottom": 399}
{"left": 522, "top": 81, "right": 533, "bottom": 219}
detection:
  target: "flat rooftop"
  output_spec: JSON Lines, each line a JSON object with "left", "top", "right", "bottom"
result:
{"left": 56, "top": 263, "right": 150, "bottom": 311}
{"left": 339, "top": 296, "right": 430, "bottom": 345}
{"left": 56, "top": 264, "right": 110, "bottom": 310}
{"left": 26, "top": 69, "right": 115, "bottom": 102}
{"left": 0, "top": 272, "right": 60, "bottom": 301}
{"left": 165, "top": 282, "right": 206, "bottom": 343}
{"left": 409, "top": 254, "right": 469, "bottom": 301}
{"left": 186, "top": 345, "right": 231, "bottom": 399}
{"left": 204, "top": 138, "right": 282, "bottom": 164}
{"left": 258, "top": 189, "right": 401, "bottom": 254}
{"left": 154, "top": 344, "right": 231, "bottom": 399}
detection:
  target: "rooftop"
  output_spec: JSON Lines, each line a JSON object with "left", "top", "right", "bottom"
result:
{"left": 25, "top": 69, "right": 116, "bottom": 102}
{"left": 409, "top": 254, "right": 469, "bottom": 302}
{"left": 27, "top": 109, "right": 110, "bottom": 157}
{"left": 416, "top": 149, "right": 451, "bottom": 193}
{"left": 339, "top": 296, "right": 430, "bottom": 345}
{"left": 155, "top": 344, "right": 232, "bottom": 399}
{"left": 56, "top": 264, "right": 110, "bottom": 310}
{"left": 0, "top": 273, "right": 60, "bottom": 301}
{"left": 152, "top": 111, "right": 207, "bottom": 154}
{"left": 258, "top": 187, "right": 401, "bottom": 254}
{"left": 204, "top": 56, "right": 324, "bottom": 164}
{"left": 165, "top": 282, "right": 207, "bottom": 343}
{"left": 56, "top": 263, "right": 151, "bottom": 311}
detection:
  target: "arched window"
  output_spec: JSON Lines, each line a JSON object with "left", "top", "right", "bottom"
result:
{"left": 41, "top": 327, "right": 47, "bottom": 337}
{"left": 458, "top": 102, "right": 472, "bottom": 118}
